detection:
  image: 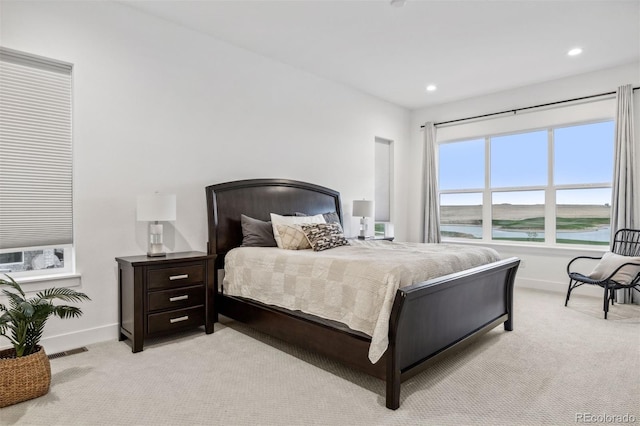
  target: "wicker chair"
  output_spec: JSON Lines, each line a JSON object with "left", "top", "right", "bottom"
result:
{"left": 565, "top": 228, "right": 640, "bottom": 319}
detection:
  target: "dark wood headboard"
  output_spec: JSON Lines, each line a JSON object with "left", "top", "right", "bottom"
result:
{"left": 205, "top": 179, "right": 342, "bottom": 264}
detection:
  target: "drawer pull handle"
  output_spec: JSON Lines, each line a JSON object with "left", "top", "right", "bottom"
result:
{"left": 169, "top": 315, "right": 189, "bottom": 324}
{"left": 169, "top": 295, "right": 189, "bottom": 302}
{"left": 169, "top": 274, "right": 189, "bottom": 281}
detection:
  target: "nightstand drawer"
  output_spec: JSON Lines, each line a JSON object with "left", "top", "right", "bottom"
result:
{"left": 147, "top": 264, "right": 204, "bottom": 290}
{"left": 147, "top": 285, "right": 204, "bottom": 312}
{"left": 147, "top": 305, "right": 204, "bottom": 334}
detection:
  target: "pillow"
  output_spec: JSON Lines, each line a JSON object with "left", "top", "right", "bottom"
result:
{"left": 276, "top": 224, "right": 312, "bottom": 250}
{"left": 270, "top": 213, "right": 326, "bottom": 249}
{"left": 301, "top": 223, "right": 350, "bottom": 252}
{"left": 589, "top": 252, "right": 640, "bottom": 284}
{"left": 240, "top": 214, "right": 277, "bottom": 247}
{"left": 322, "top": 211, "right": 341, "bottom": 225}
{"left": 295, "top": 211, "right": 341, "bottom": 225}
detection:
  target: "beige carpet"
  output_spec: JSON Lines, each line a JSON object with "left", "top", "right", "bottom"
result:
{"left": 1, "top": 288, "right": 639, "bottom": 426}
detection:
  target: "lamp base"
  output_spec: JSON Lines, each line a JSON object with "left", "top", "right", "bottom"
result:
{"left": 147, "top": 224, "right": 166, "bottom": 257}
{"left": 359, "top": 217, "right": 368, "bottom": 239}
{"left": 146, "top": 252, "right": 166, "bottom": 257}
{"left": 147, "top": 242, "right": 166, "bottom": 257}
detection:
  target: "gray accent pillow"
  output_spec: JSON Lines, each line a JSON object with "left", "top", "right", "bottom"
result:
{"left": 240, "top": 214, "right": 277, "bottom": 247}
{"left": 322, "top": 211, "right": 341, "bottom": 225}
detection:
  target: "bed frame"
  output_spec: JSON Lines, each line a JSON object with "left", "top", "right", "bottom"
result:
{"left": 205, "top": 178, "right": 520, "bottom": 409}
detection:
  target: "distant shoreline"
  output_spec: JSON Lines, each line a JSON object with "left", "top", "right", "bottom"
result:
{"left": 441, "top": 204, "right": 610, "bottom": 223}
{"left": 441, "top": 222, "right": 610, "bottom": 232}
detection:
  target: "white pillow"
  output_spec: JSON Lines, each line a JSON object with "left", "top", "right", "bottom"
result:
{"left": 589, "top": 252, "right": 640, "bottom": 284}
{"left": 270, "top": 213, "right": 326, "bottom": 250}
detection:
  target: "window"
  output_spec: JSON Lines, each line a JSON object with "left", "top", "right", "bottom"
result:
{"left": 492, "top": 190, "right": 545, "bottom": 242}
{"left": 553, "top": 122, "right": 613, "bottom": 245}
{"left": 438, "top": 121, "right": 614, "bottom": 246}
{"left": 374, "top": 137, "right": 393, "bottom": 236}
{"left": 0, "top": 47, "right": 74, "bottom": 277}
{"left": 440, "top": 193, "right": 482, "bottom": 239}
{"left": 439, "top": 138, "right": 484, "bottom": 190}
{"left": 439, "top": 138, "right": 484, "bottom": 239}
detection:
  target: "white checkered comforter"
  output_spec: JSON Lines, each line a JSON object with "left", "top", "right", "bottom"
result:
{"left": 223, "top": 240, "right": 501, "bottom": 363}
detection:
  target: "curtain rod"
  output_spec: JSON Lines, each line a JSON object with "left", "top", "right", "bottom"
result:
{"left": 420, "top": 86, "right": 640, "bottom": 128}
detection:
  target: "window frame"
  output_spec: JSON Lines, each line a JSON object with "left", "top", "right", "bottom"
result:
{"left": 438, "top": 119, "right": 614, "bottom": 247}
{"left": 374, "top": 136, "right": 394, "bottom": 229}
{"left": 0, "top": 47, "right": 75, "bottom": 280}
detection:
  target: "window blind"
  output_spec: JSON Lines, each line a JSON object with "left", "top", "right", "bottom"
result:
{"left": 0, "top": 47, "right": 73, "bottom": 250}
{"left": 374, "top": 137, "right": 392, "bottom": 222}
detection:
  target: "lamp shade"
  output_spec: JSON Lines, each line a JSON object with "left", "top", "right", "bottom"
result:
{"left": 137, "top": 194, "right": 176, "bottom": 222}
{"left": 353, "top": 200, "right": 374, "bottom": 218}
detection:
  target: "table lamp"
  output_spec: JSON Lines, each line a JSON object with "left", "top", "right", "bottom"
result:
{"left": 353, "top": 199, "right": 374, "bottom": 239}
{"left": 137, "top": 193, "right": 176, "bottom": 257}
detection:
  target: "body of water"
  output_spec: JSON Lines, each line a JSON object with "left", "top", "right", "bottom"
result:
{"left": 441, "top": 224, "right": 611, "bottom": 244}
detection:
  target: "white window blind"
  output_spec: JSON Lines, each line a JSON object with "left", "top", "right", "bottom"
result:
{"left": 374, "top": 137, "right": 392, "bottom": 222}
{"left": 0, "top": 47, "right": 73, "bottom": 250}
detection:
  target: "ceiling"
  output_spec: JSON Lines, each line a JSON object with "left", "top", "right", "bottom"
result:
{"left": 120, "top": 0, "right": 640, "bottom": 110}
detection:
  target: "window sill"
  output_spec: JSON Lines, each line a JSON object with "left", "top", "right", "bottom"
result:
{"left": 11, "top": 272, "right": 82, "bottom": 292}
{"left": 441, "top": 238, "right": 608, "bottom": 255}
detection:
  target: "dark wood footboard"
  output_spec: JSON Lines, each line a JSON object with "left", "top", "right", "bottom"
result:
{"left": 385, "top": 257, "right": 519, "bottom": 409}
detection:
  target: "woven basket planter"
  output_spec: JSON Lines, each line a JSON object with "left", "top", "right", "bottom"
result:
{"left": 0, "top": 346, "right": 51, "bottom": 408}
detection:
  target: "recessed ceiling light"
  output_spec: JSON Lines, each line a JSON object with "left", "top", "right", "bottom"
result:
{"left": 426, "top": 84, "right": 437, "bottom": 92}
{"left": 568, "top": 47, "right": 583, "bottom": 56}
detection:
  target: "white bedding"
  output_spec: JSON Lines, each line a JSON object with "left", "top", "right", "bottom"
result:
{"left": 223, "top": 240, "right": 501, "bottom": 363}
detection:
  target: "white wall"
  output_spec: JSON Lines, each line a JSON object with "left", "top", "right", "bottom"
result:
{"left": 2, "top": 1, "right": 638, "bottom": 353}
{"left": 0, "top": 1, "right": 410, "bottom": 353}
{"left": 409, "top": 62, "right": 640, "bottom": 296}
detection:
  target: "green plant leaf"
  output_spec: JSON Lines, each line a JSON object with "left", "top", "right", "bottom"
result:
{"left": 0, "top": 274, "right": 88, "bottom": 357}
{"left": 52, "top": 305, "right": 83, "bottom": 319}
{"left": 19, "top": 301, "right": 35, "bottom": 317}
{"left": 36, "top": 287, "right": 91, "bottom": 303}
{"left": 0, "top": 274, "right": 25, "bottom": 298}
{"left": 3, "top": 290, "right": 24, "bottom": 310}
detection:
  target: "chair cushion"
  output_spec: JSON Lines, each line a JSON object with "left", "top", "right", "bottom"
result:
{"left": 589, "top": 252, "right": 640, "bottom": 284}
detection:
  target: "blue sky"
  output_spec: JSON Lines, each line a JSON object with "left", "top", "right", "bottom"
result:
{"left": 439, "top": 121, "right": 614, "bottom": 205}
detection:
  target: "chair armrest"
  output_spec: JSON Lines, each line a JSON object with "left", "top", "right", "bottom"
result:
{"left": 567, "top": 255, "right": 602, "bottom": 275}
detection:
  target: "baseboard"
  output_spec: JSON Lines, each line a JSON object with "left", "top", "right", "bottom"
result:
{"left": 515, "top": 277, "right": 602, "bottom": 298}
{"left": 39, "top": 323, "right": 119, "bottom": 355}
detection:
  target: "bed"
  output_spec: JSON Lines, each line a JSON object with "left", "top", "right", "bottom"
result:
{"left": 205, "top": 178, "right": 520, "bottom": 409}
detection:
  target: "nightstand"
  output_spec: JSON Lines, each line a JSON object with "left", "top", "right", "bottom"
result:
{"left": 116, "top": 251, "right": 216, "bottom": 353}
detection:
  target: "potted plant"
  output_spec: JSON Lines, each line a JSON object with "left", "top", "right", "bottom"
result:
{"left": 0, "top": 274, "right": 90, "bottom": 407}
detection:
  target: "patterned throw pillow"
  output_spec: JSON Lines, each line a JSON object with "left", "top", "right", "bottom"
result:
{"left": 276, "top": 224, "right": 312, "bottom": 250}
{"left": 301, "top": 223, "right": 349, "bottom": 251}
{"left": 270, "top": 213, "right": 325, "bottom": 249}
